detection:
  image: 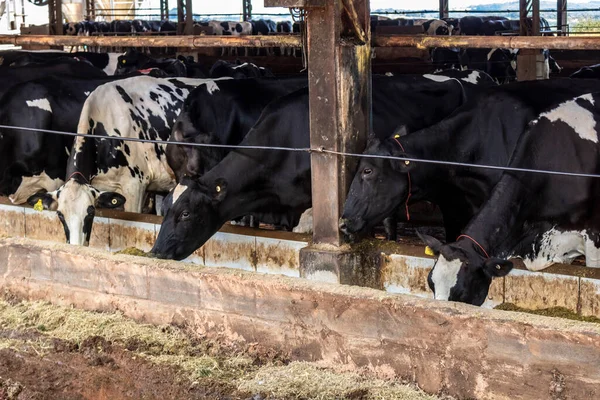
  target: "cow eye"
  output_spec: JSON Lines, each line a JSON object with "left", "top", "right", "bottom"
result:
{"left": 363, "top": 168, "right": 373, "bottom": 176}
{"left": 179, "top": 211, "right": 191, "bottom": 221}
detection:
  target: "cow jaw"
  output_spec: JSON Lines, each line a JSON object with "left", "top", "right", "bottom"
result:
{"left": 431, "top": 255, "right": 462, "bottom": 301}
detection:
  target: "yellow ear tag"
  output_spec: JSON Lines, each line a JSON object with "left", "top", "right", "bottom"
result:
{"left": 394, "top": 134, "right": 400, "bottom": 139}
{"left": 111, "top": 198, "right": 118, "bottom": 205}
{"left": 216, "top": 186, "right": 221, "bottom": 193}
{"left": 34, "top": 199, "right": 44, "bottom": 212}
{"left": 121, "top": 59, "right": 126, "bottom": 64}
{"left": 404, "top": 160, "right": 410, "bottom": 165}
{"left": 425, "top": 246, "right": 435, "bottom": 256}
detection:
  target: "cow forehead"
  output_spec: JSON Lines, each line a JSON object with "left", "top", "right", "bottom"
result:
{"left": 540, "top": 94, "right": 598, "bottom": 143}
{"left": 431, "top": 254, "right": 462, "bottom": 300}
{"left": 172, "top": 183, "right": 188, "bottom": 204}
{"left": 57, "top": 181, "right": 96, "bottom": 208}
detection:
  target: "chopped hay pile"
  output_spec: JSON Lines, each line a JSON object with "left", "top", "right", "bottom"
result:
{"left": 115, "top": 247, "right": 151, "bottom": 257}
{"left": 239, "top": 362, "right": 441, "bottom": 400}
{"left": 0, "top": 299, "right": 444, "bottom": 400}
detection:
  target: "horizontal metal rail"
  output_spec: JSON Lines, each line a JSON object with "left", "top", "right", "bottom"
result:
{"left": 0, "top": 34, "right": 303, "bottom": 48}
{"left": 375, "top": 35, "right": 600, "bottom": 50}
{"left": 375, "top": 8, "right": 600, "bottom": 14}
{"left": 4, "top": 34, "right": 600, "bottom": 49}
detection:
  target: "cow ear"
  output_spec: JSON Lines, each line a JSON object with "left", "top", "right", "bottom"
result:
{"left": 392, "top": 125, "right": 409, "bottom": 138}
{"left": 27, "top": 191, "right": 58, "bottom": 211}
{"left": 213, "top": 178, "right": 228, "bottom": 202}
{"left": 483, "top": 258, "right": 513, "bottom": 277}
{"left": 96, "top": 192, "right": 126, "bottom": 209}
{"left": 416, "top": 232, "right": 443, "bottom": 254}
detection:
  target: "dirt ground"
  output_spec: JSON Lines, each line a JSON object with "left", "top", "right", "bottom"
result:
{"left": 0, "top": 297, "right": 445, "bottom": 400}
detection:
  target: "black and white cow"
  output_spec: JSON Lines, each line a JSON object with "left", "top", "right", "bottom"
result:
{"left": 420, "top": 19, "right": 453, "bottom": 36}
{"left": 115, "top": 50, "right": 187, "bottom": 77}
{"left": 419, "top": 92, "right": 600, "bottom": 305}
{"left": 0, "top": 73, "right": 151, "bottom": 203}
{"left": 339, "top": 78, "right": 600, "bottom": 243}
{"left": 208, "top": 60, "right": 275, "bottom": 79}
{"left": 28, "top": 76, "right": 221, "bottom": 246}
{"left": 151, "top": 73, "right": 495, "bottom": 260}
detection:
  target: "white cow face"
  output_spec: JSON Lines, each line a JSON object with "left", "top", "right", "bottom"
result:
{"left": 28, "top": 179, "right": 125, "bottom": 246}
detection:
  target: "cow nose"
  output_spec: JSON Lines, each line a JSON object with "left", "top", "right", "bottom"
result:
{"left": 339, "top": 219, "right": 349, "bottom": 234}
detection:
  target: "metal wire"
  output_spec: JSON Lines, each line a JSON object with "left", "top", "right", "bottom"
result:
{"left": 1, "top": 123, "right": 599, "bottom": 179}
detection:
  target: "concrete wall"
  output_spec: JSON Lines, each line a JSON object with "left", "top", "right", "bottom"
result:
{"left": 0, "top": 237, "right": 599, "bottom": 399}
{"left": 1, "top": 201, "right": 600, "bottom": 319}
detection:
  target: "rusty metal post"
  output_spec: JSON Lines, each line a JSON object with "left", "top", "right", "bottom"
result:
{"left": 295, "top": 0, "right": 375, "bottom": 285}
{"left": 243, "top": 0, "right": 252, "bottom": 21}
{"left": 518, "top": 0, "right": 543, "bottom": 81}
{"left": 48, "top": 0, "right": 63, "bottom": 35}
{"left": 176, "top": 0, "right": 184, "bottom": 35}
{"left": 86, "top": 0, "right": 96, "bottom": 21}
{"left": 439, "top": 0, "right": 449, "bottom": 20}
{"left": 55, "top": 0, "right": 62, "bottom": 36}
{"left": 160, "top": 0, "right": 168, "bottom": 20}
{"left": 557, "top": 0, "right": 567, "bottom": 35}
{"left": 184, "top": 0, "right": 193, "bottom": 35}
{"left": 307, "top": 0, "right": 371, "bottom": 247}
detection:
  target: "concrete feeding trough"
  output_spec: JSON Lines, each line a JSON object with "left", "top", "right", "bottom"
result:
{"left": 1, "top": 197, "right": 600, "bottom": 318}
{"left": 1, "top": 237, "right": 600, "bottom": 399}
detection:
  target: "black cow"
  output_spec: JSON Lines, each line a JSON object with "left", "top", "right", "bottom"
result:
{"left": 419, "top": 92, "right": 600, "bottom": 305}
{"left": 571, "top": 64, "right": 600, "bottom": 79}
{"left": 151, "top": 73, "right": 494, "bottom": 260}
{"left": 208, "top": 60, "right": 275, "bottom": 79}
{"left": 177, "top": 56, "right": 208, "bottom": 78}
{"left": 132, "top": 20, "right": 151, "bottom": 33}
{"left": 251, "top": 19, "right": 277, "bottom": 35}
{"left": 115, "top": 50, "right": 187, "bottom": 77}
{"left": 340, "top": 78, "right": 600, "bottom": 244}
{"left": 152, "top": 89, "right": 311, "bottom": 259}
{"left": 160, "top": 20, "right": 177, "bottom": 32}
{"left": 166, "top": 76, "right": 308, "bottom": 182}
{"left": 0, "top": 58, "right": 106, "bottom": 101}
{"left": 2, "top": 51, "right": 122, "bottom": 75}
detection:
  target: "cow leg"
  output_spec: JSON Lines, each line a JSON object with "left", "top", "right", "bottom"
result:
{"left": 155, "top": 194, "right": 165, "bottom": 216}
{"left": 383, "top": 216, "right": 397, "bottom": 241}
{"left": 119, "top": 182, "right": 147, "bottom": 213}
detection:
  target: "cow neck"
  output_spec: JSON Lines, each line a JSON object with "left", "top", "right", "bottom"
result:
{"left": 65, "top": 135, "right": 97, "bottom": 183}
{"left": 391, "top": 135, "right": 412, "bottom": 221}
{"left": 199, "top": 150, "right": 277, "bottom": 222}
{"left": 460, "top": 172, "right": 537, "bottom": 259}
{"left": 398, "top": 110, "right": 473, "bottom": 201}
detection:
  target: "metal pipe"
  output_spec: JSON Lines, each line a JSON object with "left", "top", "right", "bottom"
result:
{"left": 0, "top": 34, "right": 303, "bottom": 47}
{"left": 7, "top": 34, "right": 600, "bottom": 50}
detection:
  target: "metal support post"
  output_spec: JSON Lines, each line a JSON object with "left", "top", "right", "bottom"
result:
{"left": 557, "top": 0, "right": 567, "bottom": 35}
{"left": 243, "top": 0, "right": 252, "bottom": 21}
{"left": 439, "top": 0, "right": 448, "bottom": 20}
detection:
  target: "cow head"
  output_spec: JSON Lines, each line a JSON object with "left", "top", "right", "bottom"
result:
{"left": 418, "top": 233, "right": 513, "bottom": 306}
{"left": 151, "top": 176, "right": 227, "bottom": 260}
{"left": 27, "top": 178, "right": 125, "bottom": 246}
{"left": 339, "top": 133, "right": 413, "bottom": 240}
